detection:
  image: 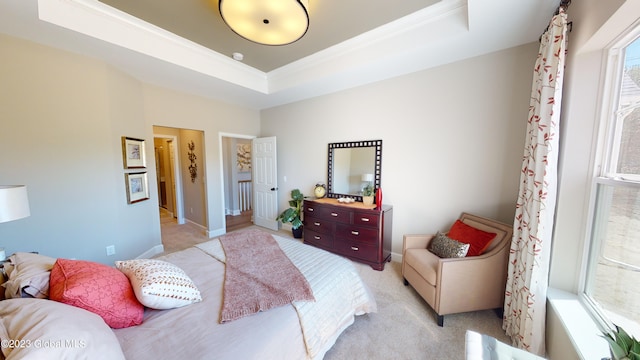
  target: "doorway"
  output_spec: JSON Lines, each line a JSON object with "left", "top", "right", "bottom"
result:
{"left": 221, "top": 135, "right": 254, "bottom": 232}
{"left": 154, "top": 137, "right": 177, "bottom": 218}
{"left": 154, "top": 127, "right": 208, "bottom": 233}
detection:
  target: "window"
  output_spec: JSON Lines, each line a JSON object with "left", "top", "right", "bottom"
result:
{"left": 583, "top": 33, "right": 640, "bottom": 335}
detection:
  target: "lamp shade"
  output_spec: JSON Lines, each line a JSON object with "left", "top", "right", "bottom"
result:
{"left": 0, "top": 185, "right": 31, "bottom": 223}
{"left": 219, "top": 0, "right": 309, "bottom": 46}
{"left": 361, "top": 174, "right": 374, "bottom": 182}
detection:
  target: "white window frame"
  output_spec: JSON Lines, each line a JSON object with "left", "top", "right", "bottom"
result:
{"left": 579, "top": 23, "right": 640, "bottom": 331}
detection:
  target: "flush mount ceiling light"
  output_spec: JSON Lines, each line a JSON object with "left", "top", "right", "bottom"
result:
{"left": 219, "top": 0, "right": 309, "bottom": 46}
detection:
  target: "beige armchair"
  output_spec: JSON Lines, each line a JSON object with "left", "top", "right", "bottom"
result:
{"left": 402, "top": 213, "right": 513, "bottom": 326}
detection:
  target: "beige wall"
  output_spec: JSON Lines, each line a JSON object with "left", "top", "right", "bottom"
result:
{"left": 141, "top": 84, "right": 260, "bottom": 236}
{"left": 0, "top": 34, "right": 260, "bottom": 263}
{"left": 179, "top": 129, "right": 206, "bottom": 226}
{"left": 0, "top": 33, "right": 158, "bottom": 263}
{"left": 262, "top": 42, "right": 537, "bottom": 258}
{"left": 1, "top": 4, "right": 630, "bottom": 354}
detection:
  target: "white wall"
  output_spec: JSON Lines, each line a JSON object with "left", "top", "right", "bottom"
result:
{"left": 546, "top": 1, "right": 638, "bottom": 358}
{"left": 0, "top": 34, "right": 261, "bottom": 263}
{"left": 551, "top": 0, "right": 628, "bottom": 294}
{"left": 261, "top": 43, "right": 538, "bottom": 258}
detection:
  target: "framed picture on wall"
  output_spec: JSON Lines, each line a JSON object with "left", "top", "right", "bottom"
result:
{"left": 121, "top": 136, "right": 146, "bottom": 169}
{"left": 125, "top": 172, "right": 150, "bottom": 204}
{"left": 237, "top": 143, "right": 251, "bottom": 172}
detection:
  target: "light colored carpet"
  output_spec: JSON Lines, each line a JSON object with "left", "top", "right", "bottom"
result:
{"left": 159, "top": 209, "right": 512, "bottom": 359}
{"left": 326, "top": 260, "right": 511, "bottom": 359}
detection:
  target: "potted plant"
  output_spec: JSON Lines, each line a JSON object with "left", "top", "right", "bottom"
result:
{"left": 276, "top": 189, "right": 305, "bottom": 238}
{"left": 601, "top": 324, "right": 640, "bottom": 360}
{"left": 362, "top": 184, "right": 375, "bottom": 205}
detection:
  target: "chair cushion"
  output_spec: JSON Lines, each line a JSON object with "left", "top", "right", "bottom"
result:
{"left": 404, "top": 248, "right": 439, "bottom": 286}
{"left": 428, "top": 232, "right": 470, "bottom": 258}
{"left": 448, "top": 220, "right": 497, "bottom": 256}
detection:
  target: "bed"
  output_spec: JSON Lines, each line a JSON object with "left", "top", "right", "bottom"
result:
{"left": 0, "top": 229, "right": 376, "bottom": 360}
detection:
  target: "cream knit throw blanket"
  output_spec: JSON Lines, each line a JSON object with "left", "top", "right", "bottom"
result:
{"left": 218, "top": 229, "right": 315, "bottom": 323}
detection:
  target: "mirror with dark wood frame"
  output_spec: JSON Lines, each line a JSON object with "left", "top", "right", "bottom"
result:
{"left": 327, "top": 140, "right": 382, "bottom": 202}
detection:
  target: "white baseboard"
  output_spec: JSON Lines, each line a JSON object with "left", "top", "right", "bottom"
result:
{"left": 137, "top": 244, "right": 164, "bottom": 259}
{"left": 391, "top": 251, "right": 402, "bottom": 263}
{"left": 224, "top": 208, "right": 241, "bottom": 216}
{"left": 208, "top": 228, "right": 226, "bottom": 238}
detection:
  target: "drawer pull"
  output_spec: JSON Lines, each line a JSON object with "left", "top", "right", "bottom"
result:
{"left": 307, "top": 208, "right": 314, "bottom": 212}
{"left": 361, "top": 218, "right": 370, "bottom": 222}
{"left": 351, "top": 246, "right": 359, "bottom": 251}
{"left": 351, "top": 231, "right": 359, "bottom": 236}
{"left": 314, "top": 222, "right": 321, "bottom": 226}
{"left": 331, "top": 213, "right": 338, "bottom": 217}
{"left": 314, "top": 236, "right": 321, "bottom": 240}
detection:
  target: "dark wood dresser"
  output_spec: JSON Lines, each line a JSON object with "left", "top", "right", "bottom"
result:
{"left": 302, "top": 198, "right": 392, "bottom": 270}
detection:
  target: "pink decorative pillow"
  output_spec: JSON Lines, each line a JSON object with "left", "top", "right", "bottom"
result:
{"left": 447, "top": 220, "right": 497, "bottom": 257}
{"left": 49, "top": 258, "right": 144, "bottom": 329}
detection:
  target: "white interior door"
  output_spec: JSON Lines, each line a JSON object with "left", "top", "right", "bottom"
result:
{"left": 252, "top": 136, "right": 278, "bottom": 231}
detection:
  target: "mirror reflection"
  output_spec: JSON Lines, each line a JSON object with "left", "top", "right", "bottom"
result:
{"left": 327, "top": 140, "right": 382, "bottom": 201}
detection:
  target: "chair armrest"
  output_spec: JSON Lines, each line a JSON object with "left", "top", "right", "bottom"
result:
{"left": 402, "top": 234, "right": 435, "bottom": 253}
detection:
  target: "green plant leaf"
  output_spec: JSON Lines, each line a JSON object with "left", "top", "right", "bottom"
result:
{"left": 291, "top": 218, "right": 303, "bottom": 229}
{"left": 276, "top": 189, "right": 304, "bottom": 227}
{"left": 291, "top": 189, "right": 304, "bottom": 201}
{"left": 602, "top": 334, "right": 629, "bottom": 359}
{"left": 617, "top": 325, "right": 634, "bottom": 353}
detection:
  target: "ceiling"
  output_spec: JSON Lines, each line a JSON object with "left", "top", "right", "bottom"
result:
{"left": 0, "top": 0, "right": 560, "bottom": 110}
{"left": 99, "top": 0, "right": 439, "bottom": 72}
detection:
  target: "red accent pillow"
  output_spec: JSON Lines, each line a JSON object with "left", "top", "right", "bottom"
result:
{"left": 447, "top": 220, "right": 497, "bottom": 256}
{"left": 49, "top": 259, "right": 144, "bottom": 329}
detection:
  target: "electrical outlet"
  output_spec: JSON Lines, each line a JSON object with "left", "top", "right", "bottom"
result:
{"left": 106, "top": 245, "right": 116, "bottom": 256}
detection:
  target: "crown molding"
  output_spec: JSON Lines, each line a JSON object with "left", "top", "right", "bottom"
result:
{"left": 1, "top": 0, "right": 557, "bottom": 109}
{"left": 37, "top": 0, "right": 269, "bottom": 93}
{"left": 267, "top": 0, "right": 468, "bottom": 94}
{"left": 36, "top": 0, "right": 468, "bottom": 98}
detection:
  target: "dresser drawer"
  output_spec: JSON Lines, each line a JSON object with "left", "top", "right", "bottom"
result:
{"left": 303, "top": 229, "right": 333, "bottom": 249}
{"left": 353, "top": 212, "right": 379, "bottom": 228}
{"left": 336, "top": 224, "right": 379, "bottom": 244}
{"left": 303, "top": 215, "right": 335, "bottom": 235}
{"left": 302, "top": 199, "right": 392, "bottom": 271}
{"left": 304, "top": 203, "right": 351, "bottom": 224}
{"left": 335, "top": 240, "right": 378, "bottom": 263}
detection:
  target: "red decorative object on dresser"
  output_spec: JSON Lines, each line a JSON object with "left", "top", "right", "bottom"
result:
{"left": 303, "top": 198, "right": 393, "bottom": 270}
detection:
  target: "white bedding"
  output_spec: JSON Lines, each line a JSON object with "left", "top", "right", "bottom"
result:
{"left": 113, "top": 233, "right": 377, "bottom": 360}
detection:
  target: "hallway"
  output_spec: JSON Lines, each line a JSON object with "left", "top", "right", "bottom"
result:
{"left": 158, "top": 208, "right": 253, "bottom": 254}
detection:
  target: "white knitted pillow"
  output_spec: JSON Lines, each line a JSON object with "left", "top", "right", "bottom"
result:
{"left": 115, "top": 259, "right": 202, "bottom": 310}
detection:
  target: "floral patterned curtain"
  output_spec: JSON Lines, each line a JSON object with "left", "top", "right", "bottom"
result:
{"left": 502, "top": 9, "right": 569, "bottom": 356}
